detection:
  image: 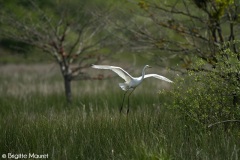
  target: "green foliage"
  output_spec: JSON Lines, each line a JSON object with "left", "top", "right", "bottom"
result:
{"left": 0, "top": 64, "right": 240, "bottom": 159}
{"left": 138, "top": 0, "right": 149, "bottom": 11}
{"left": 162, "top": 43, "right": 240, "bottom": 126}
{"left": 193, "top": 0, "right": 235, "bottom": 19}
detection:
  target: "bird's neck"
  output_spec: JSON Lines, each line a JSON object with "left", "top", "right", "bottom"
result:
{"left": 141, "top": 66, "right": 147, "bottom": 80}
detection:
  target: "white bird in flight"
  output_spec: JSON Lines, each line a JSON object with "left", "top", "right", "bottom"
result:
{"left": 92, "top": 64, "right": 173, "bottom": 114}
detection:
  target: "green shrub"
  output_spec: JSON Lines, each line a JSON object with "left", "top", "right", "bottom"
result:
{"left": 162, "top": 43, "right": 240, "bottom": 127}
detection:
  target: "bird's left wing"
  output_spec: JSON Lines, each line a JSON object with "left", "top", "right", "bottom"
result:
{"left": 144, "top": 74, "right": 173, "bottom": 83}
{"left": 92, "top": 65, "right": 133, "bottom": 82}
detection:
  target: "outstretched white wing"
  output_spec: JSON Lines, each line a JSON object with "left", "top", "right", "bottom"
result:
{"left": 92, "top": 65, "right": 133, "bottom": 82}
{"left": 144, "top": 74, "right": 173, "bottom": 83}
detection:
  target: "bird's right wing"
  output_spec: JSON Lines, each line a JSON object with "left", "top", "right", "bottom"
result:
{"left": 92, "top": 65, "right": 133, "bottom": 82}
{"left": 144, "top": 74, "right": 173, "bottom": 83}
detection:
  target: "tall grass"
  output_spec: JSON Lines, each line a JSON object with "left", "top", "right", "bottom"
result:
{"left": 0, "top": 64, "right": 239, "bottom": 159}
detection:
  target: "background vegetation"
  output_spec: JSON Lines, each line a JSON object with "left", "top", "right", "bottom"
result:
{"left": 0, "top": 65, "right": 239, "bottom": 159}
{"left": 0, "top": 0, "right": 240, "bottom": 159}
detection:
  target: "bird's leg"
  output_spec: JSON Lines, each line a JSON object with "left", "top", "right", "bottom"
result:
{"left": 120, "top": 91, "right": 128, "bottom": 113}
{"left": 127, "top": 89, "right": 135, "bottom": 115}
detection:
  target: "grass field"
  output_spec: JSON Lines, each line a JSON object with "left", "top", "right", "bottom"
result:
{"left": 0, "top": 64, "right": 239, "bottom": 160}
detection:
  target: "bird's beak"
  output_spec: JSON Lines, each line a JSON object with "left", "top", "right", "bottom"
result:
{"left": 149, "top": 66, "right": 152, "bottom": 68}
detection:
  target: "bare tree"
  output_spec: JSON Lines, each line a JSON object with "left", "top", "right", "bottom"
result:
{"left": 123, "top": 0, "right": 240, "bottom": 69}
{"left": 0, "top": 0, "right": 114, "bottom": 103}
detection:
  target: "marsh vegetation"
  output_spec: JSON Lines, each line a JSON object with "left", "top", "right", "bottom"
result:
{"left": 1, "top": 0, "right": 240, "bottom": 159}
{"left": 0, "top": 64, "right": 239, "bottom": 159}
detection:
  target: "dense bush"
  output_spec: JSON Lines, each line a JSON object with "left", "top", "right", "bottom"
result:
{"left": 162, "top": 43, "right": 240, "bottom": 127}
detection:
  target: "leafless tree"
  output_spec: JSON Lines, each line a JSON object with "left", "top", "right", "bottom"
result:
{"left": 0, "top": 1, "right": 114, "bottom": 103}
{"left": 123, "top": 0, "right": 240, "bottom": 69}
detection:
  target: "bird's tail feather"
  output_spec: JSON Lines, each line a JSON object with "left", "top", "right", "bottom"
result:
{"left": 119, "top": 83, "right": 128, "bottom": 91}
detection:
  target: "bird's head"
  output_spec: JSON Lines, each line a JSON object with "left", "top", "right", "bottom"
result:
{"left": 145, "top": 65, "right": 152, "bottom": 69}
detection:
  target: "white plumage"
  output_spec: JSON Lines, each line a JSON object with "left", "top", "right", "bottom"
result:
{"left": 92, "top": 64, "right": 173, "bottom": 113}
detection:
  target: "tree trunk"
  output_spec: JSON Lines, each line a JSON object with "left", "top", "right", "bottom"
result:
{"left": 64, "top": 74, "right": 72, "bottom": 104}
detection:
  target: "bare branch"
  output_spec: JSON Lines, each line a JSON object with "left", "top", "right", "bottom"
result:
{"left": 152, "top": 2, "right": 206, "bottom": 24}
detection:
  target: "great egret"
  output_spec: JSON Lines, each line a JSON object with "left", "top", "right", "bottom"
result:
{"left": 92, "top": 64, "right": 173, "bottom": 114}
